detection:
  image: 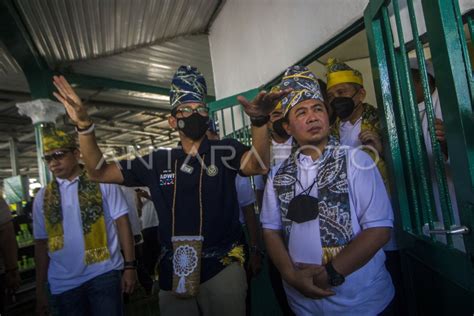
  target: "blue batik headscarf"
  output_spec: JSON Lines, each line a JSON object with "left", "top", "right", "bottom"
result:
{"left": 170, "top": 65, "right": 207, "bottom": 109}
{"left": 278, "top": 65, "right": 324, "bottom": 116}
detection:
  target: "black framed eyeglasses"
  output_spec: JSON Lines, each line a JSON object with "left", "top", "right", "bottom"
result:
{"left": 42, "top": 150, "right": 71, "bottom": 163}
{"left": 173, "top": 106, "right": 209, "bottom": 118}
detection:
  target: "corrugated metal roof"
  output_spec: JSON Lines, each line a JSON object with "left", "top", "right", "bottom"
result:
{"left": 67, "top": 34, "right": 214, "bottom": 96}
{"left": 0, "top": 44, "right": 29, "bottom": 92}
{"left": 15, "top": 0, "right": 220, "bottom": 65}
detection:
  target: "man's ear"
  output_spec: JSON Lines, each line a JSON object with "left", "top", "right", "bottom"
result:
{"left": 283, "top": 120, "right": 292, "bottom": 136}
{"left": 168, "top": 115, "right": 177, "bottom": 129}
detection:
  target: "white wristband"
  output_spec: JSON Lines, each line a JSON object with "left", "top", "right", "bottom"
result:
{"left": 75, "top": 123, "right": 95, "bottom": 135}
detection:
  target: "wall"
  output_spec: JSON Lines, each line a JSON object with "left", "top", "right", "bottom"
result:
{"left": 209, "top": 0, "right": 369, "bottom": 99}
{"left": 209, "top": 0, "right": 473, "bottom": 100}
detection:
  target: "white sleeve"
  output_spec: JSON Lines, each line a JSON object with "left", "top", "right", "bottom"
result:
{"left": 254, "top": 175, "right": 265, "bottom": 191}
{"left": 33, "top": 188, "right": 48, "bottom": 240}
{"left": 100, "top": 184, "right": 130, "bottom": 220}
{"left": 348, "top": 149, "right": 394, "bottom": 230}
{"left": 260, "top": 169, "right": 283, "bottom": 230}
{"left": 235, "top": 176, "right": 256, "bottom": 208}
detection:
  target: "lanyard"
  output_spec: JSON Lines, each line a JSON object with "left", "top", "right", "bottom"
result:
{"left": 171, "top": 155, "right": 205, "bottom": 237}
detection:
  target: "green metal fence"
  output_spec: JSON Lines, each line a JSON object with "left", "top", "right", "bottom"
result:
{"left": 365, "top": 0, "right": 474, "bottom": 295}
{"left": 208, "top": 88, "right": 259, "bottom": 146}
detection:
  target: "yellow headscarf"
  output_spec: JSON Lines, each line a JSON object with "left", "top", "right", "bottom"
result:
{"left": 326, "top": 57, "right": 363, "bottom": 89}
{"left": 42, "top": 127, "right": 76, "bottom": 152}
{"left": 42, "top": 127, "right": 110, "bottom": 264}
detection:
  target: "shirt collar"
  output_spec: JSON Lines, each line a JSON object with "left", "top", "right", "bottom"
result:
{"left": 272, "top": 136, "right": 293, "bottom": 147}
{"left": 55, "top": 175, "right": 79, "bottom": 186}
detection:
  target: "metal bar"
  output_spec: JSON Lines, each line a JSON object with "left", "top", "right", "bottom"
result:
{"left": 66, "top": 73, "right": 216, "bottom": 103}
{"left": 208, "top": 88, "right": 259, "bottom": 112}
{"left": 393, "top": 0, "right": 432, "bottom": 234}
{"left": 428, "top": 225, "right": 470, "bottom": 235}
{"left": 220, "top": 109, "right": 226, "bottom": 136}
{"left": 364, "top": 0, "right": 389, "bottom": 22}
{"left": 8, "top": 137, "right": 19, "bottom": 176}
{"left": 452, "top": 1, "right": 474, "bottom": 111}
{"left": 397, "top": 0, "right": 440, "bottom": 237}
{"left": 240, "top": 106, "right": 250, "bottom": 146}
{"left": 422, "top": 0, "right": 474, "bottom": 255}
{"left": 34, "top": 122, "right": 52, "bottom": 186}
{"left": 230, "top": 105, "right": 236, "bottom": 136}
{"left": 408, "top": 0, "right": 455, "bottom": 244}
{"left": 364, "top": 9, "right": 413, "bottom": 241}
{"left": 380, "top": 5, "right": 415, "bottom": 232}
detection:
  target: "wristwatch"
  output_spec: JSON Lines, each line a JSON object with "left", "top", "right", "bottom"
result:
{"left": 325, "top": 261, "right": 345, "bottom": 286}
{"left": 250, "top": 115, "right": 270, "bottom": 127}
{"left": 123, "top": 260, "right": 138, "bottom": 270}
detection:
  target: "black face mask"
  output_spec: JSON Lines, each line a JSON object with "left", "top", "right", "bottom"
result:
{"left": 330, "top": 90, "right": 360, "bottom": 120}
{"left": 272, "top": 118, "right": 289, "bottom": 139}
{"left": 177, "top": 113, "right": 209, "bottom": 140}
{"left": 287, "top": 195, "right": 320, "bottom": 224}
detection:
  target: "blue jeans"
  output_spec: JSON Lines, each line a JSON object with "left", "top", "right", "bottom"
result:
{"left": 52, "top": 270, "right": 123, "bottom": 316}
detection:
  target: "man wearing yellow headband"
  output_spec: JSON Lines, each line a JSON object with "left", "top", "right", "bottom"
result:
{"left": 32, "top": 127, "right": 136, "bottom": 315}
{"left": 326, "top": 58, "right": 384, "bottom": 155}
{"left": 326, "top": 58, "right": 390, "bottom": 187}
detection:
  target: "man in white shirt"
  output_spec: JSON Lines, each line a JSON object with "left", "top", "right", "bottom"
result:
{"left": 33, "top": 128, "right": 136, "bottom": 316}
{"left": 253, "top": 89, "right": 296, "bottom": 316}
{"left": 261, "top": 65, "right": 394, "bottom": 315}
{"left": 410, "top": 58, "right": 464, "bottom": 251}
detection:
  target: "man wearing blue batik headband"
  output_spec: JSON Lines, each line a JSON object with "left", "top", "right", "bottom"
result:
{"left": 260, "top": 65, "right": 395, "bottom": 315}
{"left": 52, "top": 65, "right": 291, "bottom": 316}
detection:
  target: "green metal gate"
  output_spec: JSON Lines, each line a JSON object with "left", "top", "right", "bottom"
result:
{"left": 365, "top": 0, "right": 474, "bottom": 314}
{"left": 208, "top": 88, "right": 259, "bottom": 145}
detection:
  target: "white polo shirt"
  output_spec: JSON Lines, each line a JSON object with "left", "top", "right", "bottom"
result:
{"left": 33, "top": 179, "right": 129, "bottom": 294}
{"left": 261, "top": 147, "right": 394, "bottom": 315}
{"left": 236, "top": 175, "right": 256, "bottom": 224}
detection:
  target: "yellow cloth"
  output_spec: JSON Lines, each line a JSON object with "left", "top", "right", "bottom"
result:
{"left": 326, "top": 57, "right": 364, "bottom": 90}
{"left": 44, "top": 170, "right": 110, "bottom": 264}
{"left": 42, "top": 127, "right": 76, "bottom": 152}
{"left": 220, "top": 245, "right": 245, "bottom": 266}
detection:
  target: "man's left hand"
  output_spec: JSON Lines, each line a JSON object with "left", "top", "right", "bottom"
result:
{"left": 237, "top": 89, "right": 292, "bottom": 118}
{"left": 295, "top": 262, "right": 331, "bottom": 290}
{"left": 434, "top": 118, "right": 448, "bottom": 158}
{"left": 122, "top": 269, "right": 137, "bottom": 294}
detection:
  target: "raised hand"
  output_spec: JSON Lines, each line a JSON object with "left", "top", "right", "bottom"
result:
{"left": 237, "top": 88, "right": 292, "bottom": 118}
{"left": 52, "top": 75, "right": 92, "bottom": 128}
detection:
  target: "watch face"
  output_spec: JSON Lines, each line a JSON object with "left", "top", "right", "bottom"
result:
{"left": 331, "top": 274, "right": 345, "bottom": 286}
